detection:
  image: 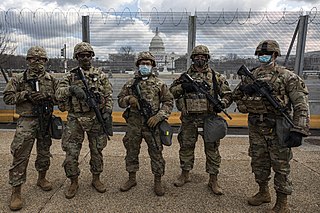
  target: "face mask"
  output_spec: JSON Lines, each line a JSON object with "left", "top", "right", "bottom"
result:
{"left": 258, "top": 55, "right": 272, "bottom": 63}
{"left": 29, "top": 61, "right": 45, "bottom": 73}
{"left": 193, "top": 59, "right": 207, "bottom": 68}
{"left": 78, "top": 57, "right": 92, "bottom": 70}
{"left": 139, "top": 65, "right": 152, "bottom": 76}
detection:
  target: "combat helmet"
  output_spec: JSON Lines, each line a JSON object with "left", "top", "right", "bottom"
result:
{"left": 73, "top": 42, "right": 95, "bottom": 59}
{"left": 190, "top": 45, "right": 210, "bottom": 59}
{"left": 26, "top": 46, "right": 48, "bottom": 61}
{"left": 255, "top": 40, "right": 281, "bottom": 56}
{"left": 135, "top": 51, "right": 156, "bottom": 67}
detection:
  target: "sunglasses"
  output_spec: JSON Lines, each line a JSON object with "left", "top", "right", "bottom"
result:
{"left": 78, "top": 53, "right": 92, "bottom": 59}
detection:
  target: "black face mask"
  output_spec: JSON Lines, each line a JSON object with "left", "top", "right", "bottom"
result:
{"left": 193, "top": 59, "right": 207, "bottom": 68}
{"left": 78, "top": 57, "right": 92, "bottom": 70}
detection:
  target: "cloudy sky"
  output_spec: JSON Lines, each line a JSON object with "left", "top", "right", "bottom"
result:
{"left": 1, "top": 0, "right": 320, "bottom": 61}
{"left": 1, "top": 0, "right": 319, "bottom": 12}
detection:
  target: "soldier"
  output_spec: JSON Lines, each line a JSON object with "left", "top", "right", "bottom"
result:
{"left": 233, "top": 40, "right": 310, "bottom": 213}
{"left": 55, "top": 42, "right": 113, "bottom": 199}
{"left": 169, "top": 45, "right": 232, "bottom": 195}
{"left": 118, "top": 51, "right": 173, "bottom": 196}
{"left": 3, "top": 46, "right": 58, "bottom": 211}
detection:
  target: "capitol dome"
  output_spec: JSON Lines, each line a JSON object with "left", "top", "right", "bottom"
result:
{"left": 149, "top": 27, "right": 165, "bottom": 54}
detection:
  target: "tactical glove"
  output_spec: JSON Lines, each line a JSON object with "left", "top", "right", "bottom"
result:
{"left": 286, "top": 131, "right": 304, "bottom": 148}
{"left": 101, "top": 108, "right": 112, "bottom": 120}
{"left": 181, "top": 82, "right": 196, "bottom": 93}
{"left": 128, "top": 95, "right": 140, "bottom": 109}
{"left": 147, "top": 114, "right": 162, "bottom": 128}
{"left": 239, "top": 84, "right": 256, "bottom": 95}
{"left": 213, "top": 100, "right": 224, "bottom": 113}
{"left": 69, "top": 85, "right": 87, "bottom": 100}
{"left": 29, "top": 91, "right": 50, "bottom": 101}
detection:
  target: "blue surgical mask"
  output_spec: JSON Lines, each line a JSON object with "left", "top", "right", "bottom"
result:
{"left": 258, "top": 55, "right": 272, "bottom": 63}
{"left": 139, "top": 65, "right": 152, "bottom": 76}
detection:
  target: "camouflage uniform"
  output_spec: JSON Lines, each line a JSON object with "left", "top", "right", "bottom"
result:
{"left": 55, "top": 43, "right": 113, "bottom": 180}
{"left": 118, "top": 51, "right": 173, "bottom": 196}
{"left": 170, "top": 45, "right": 232, "bottom": 194}
{"left": 233, "top": 40, "right": 310, "bottom": 212}
{"left": 118, "top": 58, "right": 173, "bottom": 176}
{"left": 3, "top": 46, "right": 57, "bottom": 187}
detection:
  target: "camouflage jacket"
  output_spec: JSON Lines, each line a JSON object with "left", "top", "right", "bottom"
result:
{"left": 233, "top": 64, "right": 310, "bottom": 135}
{"left": 169, "top": 65, "right": 233, "bottom": 114}
{"left": 55, "top": 66, "right": 113, "bottom": 115}
{"left": 117, "top": 73, "right": 173, "bottom": 120}
{"left": 3, "top": 69, "right": 58, "bottom": 116}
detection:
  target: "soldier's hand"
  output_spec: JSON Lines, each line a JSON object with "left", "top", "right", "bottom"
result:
{"left": 69, "top": 85, "right": 87, "bottom": 100}
{"left": 29, "top": 91, "right": 50, "bottom": 101}
{"left": 181, "top": 82, "right": 196, "bottom": 93}
{"left": 147, "top": 115, "right": 162, "bottom": 128}
{"left": 286, "top": 131, "right": 304, "bottom": 148}
{"left": 213, "top": 100, "right": 224, "bottom": 113}
{"left": 128, "top": 95, "right": 140, "bottom": 109}
{"left": 239, "top": 84, "right": 255, "bottom": 95}
{"left": 101, "top": 107, "right": 112, "bottom": 120}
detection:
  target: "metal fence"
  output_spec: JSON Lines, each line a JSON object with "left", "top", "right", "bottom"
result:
{"left": 1, "top": 8, "right": 320, "bottom": 74}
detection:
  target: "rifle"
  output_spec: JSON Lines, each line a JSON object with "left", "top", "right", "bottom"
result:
{"left": 27, "top": 77, "right": 53, "bottom": 138}
{"left": 179, "top": 73, "right": 232, "bottom": 120}
{"left": 237, "top": 65, "right": 295, "bottom": 127}
{"left": 131, "top": 78, "right": 159, "bottom": 150}
{"left": 77, "top": 68, "right": 113, "bottom": 137}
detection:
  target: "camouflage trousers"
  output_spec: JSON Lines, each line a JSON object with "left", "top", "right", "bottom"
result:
{"left": 61, "top": 114, "right": 108, "bottom": 179}
{"left": 248, "top": 115, "right": 293, "bottom": 195}
{"left": 123, "top": 112, "right": 165, "bottom": 176}
{"left": 9, "top": 116, "right": 52, "bottom": 187}
{"left": 177, "top": 114, "right": 221, "bottom": 175}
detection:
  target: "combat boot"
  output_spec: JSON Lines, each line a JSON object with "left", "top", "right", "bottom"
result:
{"left": 65, "top": 177, "right": 79, "bottom": 199}
{"left": 174, "top": 170, "right": 190, "bottom": 187}
{"left": 208, "top": 174, "right": 223, "bottom": 195}
{"left": 270, "top": 192, "right": 290, "bottom": 213}
{"left": 92, "top": 174, "right": 106, "bottom": 193}
{"left": 248, "top": 182, "right": 271, "bottom": 206}
{"left": 154, "top": 175, "right": 165, "bottom": 196}
{"left": 37, "top": 171, "right": 52, "bottom": 191}
{"left": 9, "top": 185, "right": 23, "bottom": 211}
{"left": 120, "top": 172, "right": 137, "bottom": 192}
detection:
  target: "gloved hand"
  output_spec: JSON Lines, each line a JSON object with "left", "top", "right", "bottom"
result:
{"left": 29, "top": 91, "right": 50, "bottom": 101}
{"left": 69, "top": 85, "right": 87, "bottom": 100}
{"left": 181, "top": 82, "right": 196, "bottom": 93}
{"left": 213, "top": 100, "right": 224, "bottom": 113}
{"left": 101, "top": 107, "right": 112, "bottom": 120}
{"left": 239, "top": 84, "right": 256, "bottom": 95}
{"left": 147, "top": 114, "right": 162, "bottom": 128}
{"left": 128, "top": 95, "right": 140, "bottom": 109}
{"left": 286, "top": 131, "right": 304, "bottom": 148}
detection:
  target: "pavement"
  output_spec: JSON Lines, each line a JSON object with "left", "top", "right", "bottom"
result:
{"left": 0, "top": 130, "right": 319, "bottom": 213}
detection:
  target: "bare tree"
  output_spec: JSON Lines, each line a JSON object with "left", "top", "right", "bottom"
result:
{"left": 120, "top": 46, "right": 134, "bottom": 55}
{"left": 0, "top": 25, "right": 17, "bottom": 65}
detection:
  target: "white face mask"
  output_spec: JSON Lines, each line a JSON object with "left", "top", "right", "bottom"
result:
{"left": 139, "top": 65, "right": 152, "bottom": 76}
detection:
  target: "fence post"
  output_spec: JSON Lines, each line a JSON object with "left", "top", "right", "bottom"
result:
{"left": 295, "top": 15, "right": 309, "bottom": 76}
{"left": 82, "top": 15, "right": 90, "bottom": 43}
{"left": 187, "top": 15, "right": 196, "bottom": 68}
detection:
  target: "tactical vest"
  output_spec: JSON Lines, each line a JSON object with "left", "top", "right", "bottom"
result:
{"left": 236, "top": 66, "right": 291, "bottom": 115}
{"left": 178, "top": 68, "right": 220, "bottom": 114}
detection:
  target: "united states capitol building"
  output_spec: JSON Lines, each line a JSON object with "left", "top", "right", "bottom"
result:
{"left": 148, "top": 28, "right": 181, "bottom": 73}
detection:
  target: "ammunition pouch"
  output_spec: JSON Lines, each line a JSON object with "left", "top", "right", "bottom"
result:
{"left": 185, "top": 93, "right": 208, "bottom": 113}
{"left": 204, "top": 115, "right": 228, "bottom": 143}
{"left": 241, "top": 95, "right": 269, "bottom": 114}
{"left": 50, "top": 115, "right": 64, "bottom": 139}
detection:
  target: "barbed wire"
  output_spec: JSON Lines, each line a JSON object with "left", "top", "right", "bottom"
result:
{"left": 1, "top": 6, "right": 320, "bottom": 27}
